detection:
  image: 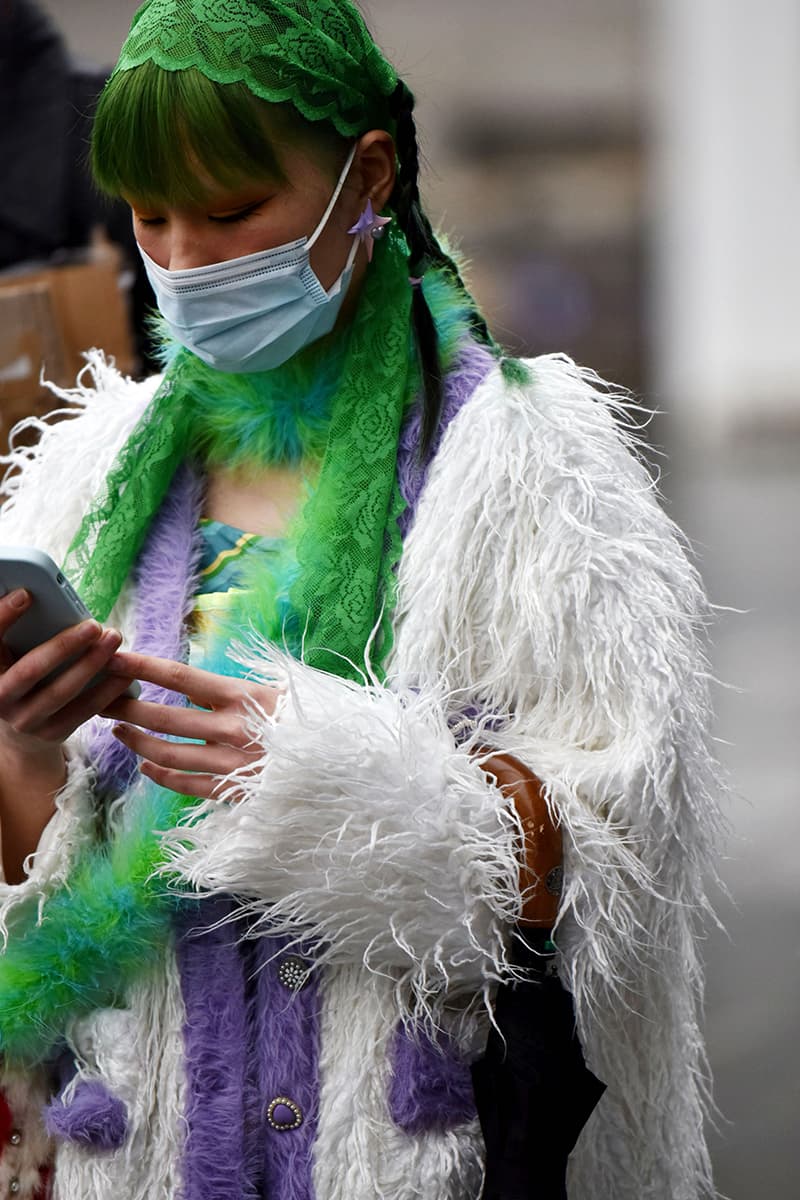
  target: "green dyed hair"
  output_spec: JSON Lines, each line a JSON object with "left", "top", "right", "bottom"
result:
{"left": 91, "top": 62, "right": 350, "bottom": 209}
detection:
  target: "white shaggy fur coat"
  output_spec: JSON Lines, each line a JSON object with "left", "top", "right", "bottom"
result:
{"left": 0, "top": 352, "right": 724, "bottom": 1200}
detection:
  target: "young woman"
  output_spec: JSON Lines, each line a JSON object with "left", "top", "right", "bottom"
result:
{"left": 0, "top": 2, "right": 723, "bottom": 1198}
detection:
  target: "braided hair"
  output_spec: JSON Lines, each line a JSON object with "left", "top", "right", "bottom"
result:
{"left": 388, "top": 81, "right": 499, "bottom": 457}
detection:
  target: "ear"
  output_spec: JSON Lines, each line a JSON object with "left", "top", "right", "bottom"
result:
{"left": 354, "top": 130, "right": 397, "bottom": 212}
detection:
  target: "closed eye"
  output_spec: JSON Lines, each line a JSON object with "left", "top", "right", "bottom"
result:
{"left": 209, "top": 201, "right": 266, "bottom": 224}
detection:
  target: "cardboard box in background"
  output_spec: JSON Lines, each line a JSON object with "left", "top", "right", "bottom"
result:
{"left": 0, "top": 242, "right": 135, "bottom": 454}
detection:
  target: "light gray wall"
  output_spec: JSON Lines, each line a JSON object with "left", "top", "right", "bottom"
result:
{"left": 647, "top": 0, "right": 800, "bottom": 443}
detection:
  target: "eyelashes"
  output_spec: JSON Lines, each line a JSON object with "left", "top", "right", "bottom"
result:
{"left": 135, "top": 202, "right": 267, "bottom": 227}
{"left": 209, "top": 203, "right": 264, "bottom": 224}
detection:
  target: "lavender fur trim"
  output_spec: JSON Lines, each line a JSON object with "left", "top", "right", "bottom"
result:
{"left": 88, "top": 465, "right": 204, "bottom": 795}
{"left": 388, "top": 1024, "right": 477, "bottom": 1134}
{"left": 397, "top": 341, "right": 495, "bottom": 537}
{"left": 176, "top": 899, "right": 254, "bottom": 1200}
{"left": 253, "top": 933, "right": 321, "bottom": 1200}
{"left": 44, "top": 1080, "right": 129, "bottom": 1150}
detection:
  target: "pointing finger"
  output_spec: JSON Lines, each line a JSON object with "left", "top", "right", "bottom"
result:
{"left": 108, "top": 652, "right": 242, "bottom": 707}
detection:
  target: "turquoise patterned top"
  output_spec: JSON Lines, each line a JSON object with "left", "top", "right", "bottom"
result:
{"left": 197, "top": 518, "right": 283, "bottom": 595}
{"left": 191, "top": 520, "right": 287, "bottom": 672}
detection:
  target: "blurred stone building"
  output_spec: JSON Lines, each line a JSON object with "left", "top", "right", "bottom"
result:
{"left": 33, "top": 0, "right": 800, "bottom": 445}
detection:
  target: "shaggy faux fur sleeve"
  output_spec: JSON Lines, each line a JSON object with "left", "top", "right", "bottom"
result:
{"left": 160, "top": 653, "right": 525, "bottom": 1003}
{"left": 0, "top": 353, "right": 160, "bottom": 564}
{"left": 0, "top": 356, "right": 158, "bottom": 933}
{"left": 389, "top": 354, "right": 725, "bottom": 1200}
{"left": 0, "top": 745, "right": 96, "bottom": 939}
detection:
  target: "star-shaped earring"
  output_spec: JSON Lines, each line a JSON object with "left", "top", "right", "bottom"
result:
{"left": 348, "top": 198, "right": 392, "bottom": 263}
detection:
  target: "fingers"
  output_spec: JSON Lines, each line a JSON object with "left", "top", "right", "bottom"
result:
{"left": 103, "top": 696, "right": 252, "bottom": 749}
{"left": 138, "top": 762, "right": 227, "bottom": 800}
{"left": 113, "top": 722, "right": 258, "bottom": 778}
{"left": 0, "top": 618, "right": 103, "bottom": 708}
{"left": 34, "top": 672, "right": 136, "bottom": 744}
{"left": 5, "top": 629, "right": 123, "bottom": 734}
{"left": 109, "top": 652, "right": 244, "bottom": 708}
{"left": 109, "top": 651, "right": 280, "bottom": 718}
{"left": 0, "top": 588, "right": 32, "bottom": 639}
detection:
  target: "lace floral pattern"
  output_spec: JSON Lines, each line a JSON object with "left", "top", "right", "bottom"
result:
{"left": 63, "top": 376, "right": 193, "bottom": 622}
{"left": 115, "top": 0, "right": 398, "bottom": 138}
{"left": 287, "top": 228, "right": 413, "bottom": 678}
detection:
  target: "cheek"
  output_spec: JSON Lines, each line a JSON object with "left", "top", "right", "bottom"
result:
{"left": 132, "top": 223, "right": 164, "bottom": 266}
{"left": 310, "top": 222, "right": 358, "bottom": 291}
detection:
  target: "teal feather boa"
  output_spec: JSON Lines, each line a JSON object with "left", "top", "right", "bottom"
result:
{"left": 0, "top": 783, "right": 191, "bottom": 1064}
{"left": 153, "top": 263, "right": 479, "bottom": 472}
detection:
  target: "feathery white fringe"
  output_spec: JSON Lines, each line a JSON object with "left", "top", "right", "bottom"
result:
{"left": 160, "top": 644, "right": 524, "bottom": 1023}
{"left": 0, "top": 351, "right": 159, "bottom": 560}
{"left": 313, "top": 967, "right": 484, "bottom": 1200}
{"left": 0, "top": 350, "right": 158, "bottom": 638}
{"left": 0, "top": 746, "right": 97, "bottom": 944}
{"left": 391, "top": 354, "right": 725, "bottom": 1199}
{"left": 54, "top": 942, "right": 188, "bottom": 1200}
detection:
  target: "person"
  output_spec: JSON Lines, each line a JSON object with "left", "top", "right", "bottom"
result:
{"left": 0, "top": 0, "right": 160, "bottom": 375}
{"left": 0, "top": 2, "right": 723, "bottom": 1198}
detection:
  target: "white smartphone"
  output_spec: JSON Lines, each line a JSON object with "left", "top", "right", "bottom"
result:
{"left": 0, "top": 546, "right": 140, "bottom": 699}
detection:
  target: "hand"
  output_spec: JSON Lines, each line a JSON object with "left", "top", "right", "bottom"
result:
{"left": 0, "top": 589, "right": 135, "bottom": 766}
{"left": 104, "top": 652, "right": 282, "bottom": 800}
{"left": 0, "top": 588, "right": 136, "bottom": 883}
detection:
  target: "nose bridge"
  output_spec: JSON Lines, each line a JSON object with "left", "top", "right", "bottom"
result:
{"left": 167, "top": 217, "right": 209, "bottom": 271}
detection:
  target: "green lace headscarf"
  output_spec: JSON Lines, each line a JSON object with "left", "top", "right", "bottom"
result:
{"left": 114, "top": 0, "right": 399, "bottom": 137}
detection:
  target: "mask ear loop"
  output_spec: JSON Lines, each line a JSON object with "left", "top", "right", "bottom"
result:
{"left": 307, "top": 141, "right": 360, "bottom": 251}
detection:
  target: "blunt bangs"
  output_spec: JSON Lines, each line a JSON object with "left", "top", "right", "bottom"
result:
{"left": 91, "top": 62, "right": 288, "bottom": 208}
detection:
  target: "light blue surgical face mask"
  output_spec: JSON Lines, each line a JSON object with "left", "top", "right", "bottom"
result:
{"left": 138, "top": 143, "right": 360, "bottom": 373}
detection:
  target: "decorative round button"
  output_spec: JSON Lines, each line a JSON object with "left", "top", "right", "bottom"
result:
{"left": 545, "top": 865, "right": 564, "bottom": 896}
{"left": 9, "top": 1129, "right": 21, "bottom": 1146}
{"left": 277, "top": 955, "right": 310, "bottom": 992}
{"left": 267, "top": 1096, "right": 303, "bottom": 1132}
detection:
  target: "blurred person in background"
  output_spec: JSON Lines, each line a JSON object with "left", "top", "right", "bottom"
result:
{"left": 0, "top": 2, "right": 724, "bottom": 1198}
{"left": 0, "top": 0, "right": 158, "bottom": 373}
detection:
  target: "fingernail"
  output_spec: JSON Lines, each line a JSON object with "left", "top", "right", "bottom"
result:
{"left": 80, "top": 620, "right": 102, "bottom": 637}
{"left": 112, "top": 724, "right": 127, "bottom": 738}
{"left": 8, "top": 588, "right": 29, "bottom": 608}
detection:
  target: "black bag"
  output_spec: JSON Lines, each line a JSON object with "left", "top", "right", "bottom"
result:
{"left": 471, "top": 929, "right": 606, "bottom": 1199}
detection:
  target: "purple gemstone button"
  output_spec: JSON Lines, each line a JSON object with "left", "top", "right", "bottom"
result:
{"left": 267, "top": 1096, "right": 303, "bottom": 1132}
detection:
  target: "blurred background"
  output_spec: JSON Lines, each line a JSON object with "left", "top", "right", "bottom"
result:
{"left": 1, "top": 1, "right": 798, "bottom": 1194}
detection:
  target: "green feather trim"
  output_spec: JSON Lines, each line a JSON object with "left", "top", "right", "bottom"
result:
{"left": 0, "top": 783, "right": 191, "bottom": 1066}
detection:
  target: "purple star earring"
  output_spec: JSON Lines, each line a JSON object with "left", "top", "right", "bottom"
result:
{"left": 348, "top": 198, "right": 392, "bottom": 263}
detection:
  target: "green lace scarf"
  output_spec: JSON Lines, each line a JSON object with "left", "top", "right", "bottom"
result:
{"left": 64, "top": 227, "right": 415, "bottom": 681}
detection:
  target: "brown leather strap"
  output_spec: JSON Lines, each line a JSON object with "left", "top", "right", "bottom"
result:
{"left": 477, "top": 750, "right": 563, "bottom": 927}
